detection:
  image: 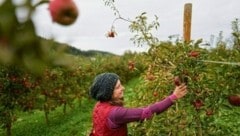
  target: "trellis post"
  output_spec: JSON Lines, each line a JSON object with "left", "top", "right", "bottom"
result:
{"left": 183, "top": 3, "right": 192, "bottom": 43}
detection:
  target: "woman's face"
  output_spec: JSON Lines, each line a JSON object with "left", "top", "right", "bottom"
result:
{"left": 112, "top": 80, "right": 125, "bottom": 100}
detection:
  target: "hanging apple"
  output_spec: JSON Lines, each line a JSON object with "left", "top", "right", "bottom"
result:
{"left": 228, "top": 94, "right": 240, "bottom": 106}
{"left": 106, "top": 30, "right": 117, "bottom": 38}
{"left": 205, "top": 109, "right": 214, "bottom": 116}
{"left": 192, "top": 99, "right": 204, "bottom": 110}
{"left": 128, "top": 60, "right": 135, "bottom": 71}
{"left": 48, "top": 0, "right": 79, "bottom": 26}
{"left": 174, "top": 76, "right": 181, "bottom": 86}
{"left": 146, "top": 73, "right": 155, "bottom": 81}
{"left": 188, "top": 51, "right": 199, "bottom": 57}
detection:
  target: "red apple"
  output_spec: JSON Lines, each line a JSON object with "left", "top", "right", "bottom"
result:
{"left": 188, "top": 51, "right": 199, "bottom": 57}
{"left": 49, "top": 0, "right": 79, "bottom": 26}
{"left": 192, "top": 99, "right": 204, "bottom": 110}
{"left": 205, "top": 109, "right": 214, "bottom": 116}
{"left": 228, "top": 95, "right": 240, "bottom": 106}
{"left": 147, "top": 74, "right": 155, "bottom": 81}
{"left": 174, "top": 76, "right": 181, "bottom": 86}
{"left": 0, "top": 36, "right": 8, "bottom": 47}
{"left": 107, "top": 31, "right": 115, "bottom": 38}
{"left": 153, "top": 91, "right": 158, "bottom": 97}
{"left": 128, "top": 61, "right": 135, "bottom": 71}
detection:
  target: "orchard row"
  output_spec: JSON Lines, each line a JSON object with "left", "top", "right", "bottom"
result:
{"left": 0, "top": 52, "right": 145, "bottom": 136}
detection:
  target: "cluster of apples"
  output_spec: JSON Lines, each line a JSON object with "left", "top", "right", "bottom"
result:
{"left": 48, "top": 0, "right": 79, "bottom": 26}
{"left": 174, "top": 76, "right": 215, "bottom": 116}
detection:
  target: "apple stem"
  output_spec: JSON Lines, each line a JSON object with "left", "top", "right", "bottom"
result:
{"left": 33, "top": 0, "right": 50, "bottom": 8}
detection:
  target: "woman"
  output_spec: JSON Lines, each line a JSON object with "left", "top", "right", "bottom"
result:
{"left": 89, "top": 72, "right": 187, "bottom": 136}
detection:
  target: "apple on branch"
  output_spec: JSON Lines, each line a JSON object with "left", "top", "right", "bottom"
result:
{"left": 49, "top": 0, "right": 79, "bottom": 26}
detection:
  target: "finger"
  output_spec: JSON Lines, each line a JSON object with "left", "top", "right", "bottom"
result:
{"left": 180, "top": 83, "right": 186, "bottom": 87}
{"left": 179, "top": 84, "right": 186, "bottom": 89}
{"left": 180, "top": 87, "right": 187, "bottom": 93}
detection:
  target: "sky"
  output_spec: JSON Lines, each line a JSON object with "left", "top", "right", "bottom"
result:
{"left": 32, "top": 0, "right": 240, "bottom": 55}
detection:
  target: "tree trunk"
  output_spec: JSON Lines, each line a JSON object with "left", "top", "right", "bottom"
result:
{"left": 63, "top": 103, "right": 67, "bottom": 114}
{"left": 6, "top": 120, "right": 12, "bottom": 136}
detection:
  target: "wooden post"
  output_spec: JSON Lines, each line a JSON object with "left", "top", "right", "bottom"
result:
{"left": 183, "top": 3, "right": 192, "bottom": 43}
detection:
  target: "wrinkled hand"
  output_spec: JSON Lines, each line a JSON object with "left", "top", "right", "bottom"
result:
{"left": 173, "top": 83, "right": 187, "bottom": 99}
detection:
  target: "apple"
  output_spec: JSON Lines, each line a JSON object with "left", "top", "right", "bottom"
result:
{"left": 174, "top": 76, "right": 181, "bottom": 86}
{"left": 147, "top": 74, "right": 155, "bottom": 81}
{"left": 192, "top": 99, "right": 204, "bottom": 110}
{"left": 128, "top": 61, "right": 135, "bottom": 71}
{"left": 107, "top": 31, "right": 115, "bottom": 38}
{"left": 153, "top": 91, "right": 158, "bottom": 97}
{"left": 205, "top": 109, "right": 214, "bottom": 116}
{"left": 188, "top": 51, "right": 199, "bottom": 57}
{"left": 0, "top": 36, "right": 8, "bottom": 47}
{"left": 49, "top": 0, "right": 79, "bottom": 26}
{"left": 228, "top": 95, "right": 240, "bottom": 106}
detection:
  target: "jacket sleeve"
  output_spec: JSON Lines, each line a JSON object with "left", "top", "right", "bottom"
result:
{"left": 107, "top": 95, "right": 176, "bottom": 129}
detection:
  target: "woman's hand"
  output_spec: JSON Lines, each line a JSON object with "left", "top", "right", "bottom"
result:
{"left": 173, "top": 83, "right": 187, "bottom": 99}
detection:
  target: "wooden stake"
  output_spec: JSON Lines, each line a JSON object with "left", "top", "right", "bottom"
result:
{"left": 183, "top": 3, "right": 192, "bottom": 43}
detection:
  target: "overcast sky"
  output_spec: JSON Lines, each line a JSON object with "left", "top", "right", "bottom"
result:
{"left": 32, "top": 0, "right": 240, "bottom": 55}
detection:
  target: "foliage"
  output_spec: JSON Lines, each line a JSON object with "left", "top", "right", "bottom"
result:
{"left": 231, "top": 18, "right": 240, "bottom": 50}
{"left": 125, "top": 16, "right": 240, "bottom": 135}
{"left": 0, "top": 65, "right": 38, "bottom": 136}
{"left": 0, "top": 76, "right": 140, "bottom": 136}
{"left": 0, "top": 48, "right": 144, "bottom": 135}
{"left": 127, "top": 41, "right": 240, "bottom": 135}
{"left": 129, "top": 12, "right": 160, "bottom": 47}
{"left": 0, "top": 0, "right": 71, "bottom": 74}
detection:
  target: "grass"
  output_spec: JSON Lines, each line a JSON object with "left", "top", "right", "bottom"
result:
{"left": 0, "top": 77, "right": 141, "bottom": 136}
{"left": 0, "top": 98, "right": 95, "bottom": 136}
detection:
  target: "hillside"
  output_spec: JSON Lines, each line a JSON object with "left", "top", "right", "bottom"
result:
{"left": 65, "top": 45, "right": 116, "bottom": 57}
{"left": 40, "top": 37, "right": 116, "bottom": 57}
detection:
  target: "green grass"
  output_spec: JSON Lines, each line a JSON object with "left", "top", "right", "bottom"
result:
{"left": 0, "top": 77, "right": 140, "bottom": 136}
{"left": 0, "top": 98, "right": 95, "bottom": 136}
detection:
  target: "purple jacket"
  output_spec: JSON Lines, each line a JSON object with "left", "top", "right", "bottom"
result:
{"left": 107, "top": 94, "right": 177, "bottom": 129}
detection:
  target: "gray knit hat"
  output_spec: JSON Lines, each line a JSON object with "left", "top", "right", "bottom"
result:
{"left": 90, "top": 73, "right": 119, "bottom": 101}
